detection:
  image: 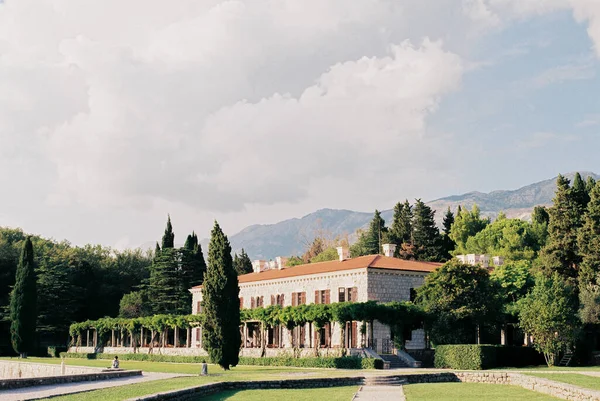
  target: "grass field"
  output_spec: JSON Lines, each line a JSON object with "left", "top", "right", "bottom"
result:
{"left": 523, "top": 373, "right": 600, "bottom": 390}
{"left": 196, "top": 386, "right": 358, "bottom": 401}
{"left": 403, "top": 383, "right": 561, "bottom": 400}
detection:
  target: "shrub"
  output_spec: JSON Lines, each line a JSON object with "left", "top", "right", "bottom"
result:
{"left": 47, "top": 346, "right": 68, "bottom": 358}
{"left": 434, "top": 345, "right": 545, "bottom": 370}
{"left": 59, "top": 352, "right": 382, "bottom": 369}
{"left": 434, "top": 345, "right": 497, "bottom": 370}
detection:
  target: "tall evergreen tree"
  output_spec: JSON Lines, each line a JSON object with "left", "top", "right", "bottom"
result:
{"left": 578, "top": 181, "right": 600, "bottom": 290}
{"left": 441, "top": 207, "right": 456, "bottom": 259}
{"left": 449, "top": 204, "right": 490, "bottom": 254}
{"left": 572, "top": 172, "right": 590, "bottom": 212}
{"left": 350, "top": 210, "right": 387, "bottom": 256}
{"left": 389, "top": 200, "right": 413, "bottom": 255}
{"left": 586, "top": 176, "right": 597, "bottom": 194}
{"left": 178, "top": 232, "right": 207, "bottom": 313}
{"left": 412, "top": 199, "right": 443, "bottom": 261}
{"left": 202, "top": 221, "right": 241, "bottom": 370}
{"left": 234, "top": 249, "right": 253, "bottom": 275}
{"left": 539, "top": 175, "right": 583, "bottom": 281}
{"left": 9, "top": 237, "right": 37, "bottom": 358}
{"left": 162, "top": 215, "right": 175, "bottom": 249}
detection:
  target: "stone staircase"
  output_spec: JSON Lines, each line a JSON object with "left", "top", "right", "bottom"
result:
{"left": 379, "top": 354, "right": 410, "bottom": 369}
{"left": 362, "top": 375, "right": 407, "bottom": 386}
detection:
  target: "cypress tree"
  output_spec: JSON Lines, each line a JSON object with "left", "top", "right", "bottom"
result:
{"left": 162, "top": 215, "right": 175, "bottom": 249}
{"left": 202, "top": 221, "right": 241, "bottom": 370}
{"left": 234, "top": 249, "right": 253, "bottom": 275}
{"left": 539, "top": 175, "right": 582, "bottom": 281}
{"left": 586, "top": 176, "right": 597, "bottom": 194}
{"left": 441, "top": 207, "right": 456, "bottom": 260}
{"left": 412, "top": 199, "right": 443, "bottom": 261}
{"left": 177, "top": 232, "right": 207, "bottom": 313}
{"left": 9, "top": 237, "right": 37, "bottom": 358}
{"left": 389, "top": 200, "right": 413, "bottom": 255}
{"left": 351, "top": 210, "right": 387, "bottom": 256}
{"left": 572, "top": 172, "right": 590, "bottom": 212}
{"left": 578, "top": 181, "right": 600, "bottom": 290}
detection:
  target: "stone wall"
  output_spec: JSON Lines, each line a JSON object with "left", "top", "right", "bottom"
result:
{"left": 0, "top": 366, "right": 141, "bottom": 390}
{"left": 0, "top": 360, "right": 102, "bottom": 379}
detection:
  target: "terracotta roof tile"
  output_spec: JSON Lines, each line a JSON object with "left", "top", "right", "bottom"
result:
{"left": 192, "top": 255, "right": 441, "bottom": 287}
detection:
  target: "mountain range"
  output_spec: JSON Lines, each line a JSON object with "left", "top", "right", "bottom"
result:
{"left": 209, "top": 172, "right": 598, "bottom": 260}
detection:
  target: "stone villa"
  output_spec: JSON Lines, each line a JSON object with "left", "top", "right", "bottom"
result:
{"left": 190, "top": 244, "right": 442, "bottom": 356}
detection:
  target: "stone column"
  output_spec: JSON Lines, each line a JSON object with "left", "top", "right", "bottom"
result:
{"left": 244, "top": 323, "right": 248, "bottom": 348}
{"left": 86, "top": 329, "right": 90, "bottom": 347}
{"left": 500, "top": 325, "right": 507, "bottom": 346}
{"left": 174, "top": 327, "right": 179, "bottom": 348}
{"left": 111, "top": 330, "right": 115, "bottom": 347}
{"left": 140, "top": 327, "right": 144, "bottom": 348}
{"left": 93, "top": 329, "right": 98, "bottom": 348}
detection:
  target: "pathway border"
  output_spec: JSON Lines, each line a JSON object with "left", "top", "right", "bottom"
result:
{"left": 0, "top": 370, "right": 142, "bottom": 390}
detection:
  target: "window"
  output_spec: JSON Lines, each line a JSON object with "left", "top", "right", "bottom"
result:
{"left": 196, "top": 301, "right": 202, "bottom": 314}
{"left": 239, "top": 297, "right": 244, "bottom": 309}
{"left": 291, "top": 292, "right": 306, "bottom": 306}
{"left": 251, "top": 297, "right": 256, "bottom": 308}
{"left": 315, "top": 290, "right": 330, "bottom": 304}
{"left": 339, "top": 287, "right": 358, "bottom": 302}
{"left": 257, "top": 296, "right": 264, "bottom": 307}
{"left": 410, "top": 288, "right": 417, "bottom": 302}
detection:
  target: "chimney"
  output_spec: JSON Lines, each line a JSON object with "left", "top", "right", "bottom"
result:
{"left": 275, "top": 256, "right": 287, "bottom": 270}
{"left": 336, "top": 246, "right": 350, "bottom": 261}
{"left": 252, "top": 260, "right": 266, "bottom": 273}
{"left": 382, "top": 244, "right": 396, "bottom": 257}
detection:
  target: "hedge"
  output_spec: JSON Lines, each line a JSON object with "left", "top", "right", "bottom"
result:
{"left": 434, "top": 345, "right": 544, "bottom": 370}
{"left": 59, "top": 352, "right": 382, "bottom": 369}
{"left": 434, "top": 345, "right": 497, "bottom": 370}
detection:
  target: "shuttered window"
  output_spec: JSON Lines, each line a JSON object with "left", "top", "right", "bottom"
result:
{"left": 239, "top": 297, "right": 244, "bottom": 309}
{"left": 338, "top": 288, "right": 345, "bottom": 302}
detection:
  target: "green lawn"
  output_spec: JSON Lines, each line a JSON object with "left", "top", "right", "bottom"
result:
{"left": 523, "top": 373, "right": 600, "bottom": 390}
{"left": 403, "top": 383, "right": 561, "bottom": 401}
{"left": 198, "top": 386, "right": 358, "bottom": 401}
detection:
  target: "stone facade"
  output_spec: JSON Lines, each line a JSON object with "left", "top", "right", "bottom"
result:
{"left": 190, "top": 253, "right": 434, "bottom": 356}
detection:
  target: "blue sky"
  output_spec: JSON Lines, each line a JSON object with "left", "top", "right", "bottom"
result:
{"left": 0, "top": 1, "right": 599, "bottom": 248}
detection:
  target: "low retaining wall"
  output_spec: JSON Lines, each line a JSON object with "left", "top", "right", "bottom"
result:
{"left": 0, "top": 361, "right": 102, "bottom": 379}
{"left": 126, "top": 372, "right": 600, "bottom": 401}
{"left": 0, "top": 369, "right": 142, "bottom": 390}
{"left": 69, "top": 347, "right": 346, "bottom": 358}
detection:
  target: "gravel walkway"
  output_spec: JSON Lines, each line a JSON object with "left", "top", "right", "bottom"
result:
{"left": 1, "top": 372, "right": 186, "bottom": 401}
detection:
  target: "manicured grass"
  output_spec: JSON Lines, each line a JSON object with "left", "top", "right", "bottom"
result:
{"left": 493, "top": 365, "right": 600, "bottom": 372}
{"left": 524, "top": 373, "right": 600, "bottom": 390}
{"left": 198, "top": 386, "right": 358, "bottom": 401}
{"left": 49, "top": 377, "right": 213, "bottom": 401}
{"left": 403, "top": 383, "right": 561, "bottom": 400}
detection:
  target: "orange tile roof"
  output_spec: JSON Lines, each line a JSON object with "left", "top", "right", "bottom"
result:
{"left": 191, "top": 255, "right": 441, "bottom": 287}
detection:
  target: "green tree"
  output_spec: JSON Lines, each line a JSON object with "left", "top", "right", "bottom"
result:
{"left": 518, "top": 273, "right": 579, "bottom": 366}
{"left": 539, "top": 175, "right": 582, "bottom": 281}
{"left": 412, "top": 199, "right": 443, "bottom": 261}
{"left": 119, "top": 291, "right": 145, "bottom": 318}
{"left": 202, "top": 221, "right": 241, "bottom": 370}
{"left": 417, "top": 260, "right": 500, "bottom": 345}
{"left": 463, "top": 216, "right": 542, "bottom": 261}
{"left": 571, "top": 172, "right": 590, "bottom": 212}
{"left": 311, "top": 247, "right": 339, "bottom": 263}
{"left": 441, "top": 207, "right": 456, "bottom": 260}
{"left": 351, "top": 210, "right": 387, "bottom": 257}
{"left": 162, "top": 215, "right": 175, "bottom": 249}
{"left": 577, "top": 181, "right": 600, "bottom": 289}
{"left": 234, "top": 249, "right": 253, "bottom": 275}
{"left": 286, "top": 256, "right": 304, "bottom": 267}
{"left": 490, "top": 260, "right": 534, "bottom": 316}
{"left": 449, "top": 204, "right": 490, "bottom": 254}
{"left": 389, "top": 200, "right": 412, "bottom": 253}
{"left": 9, "top": 237, "right": 37, "bottom": 358}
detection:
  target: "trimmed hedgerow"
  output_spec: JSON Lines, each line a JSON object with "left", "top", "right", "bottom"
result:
{"left": 59, "top": 352, "right": 383, "bottom": 369}
{"left": 434, "top": 345, "right": 544, "bottom": 370}
{"left": 434, "top": 345, "right": 497, "bottom": 370}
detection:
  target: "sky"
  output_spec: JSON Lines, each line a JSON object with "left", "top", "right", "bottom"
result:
{"left": 1, "top": 0, "right": 600, "bottom": 249}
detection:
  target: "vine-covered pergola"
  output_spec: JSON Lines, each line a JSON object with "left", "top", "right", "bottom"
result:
{"left": 69, "top": 301, "right": 424, "bottom": 356}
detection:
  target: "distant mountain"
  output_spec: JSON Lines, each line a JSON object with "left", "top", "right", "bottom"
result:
{"left": 145, "top": 172, "right": 599, "bottom": 261}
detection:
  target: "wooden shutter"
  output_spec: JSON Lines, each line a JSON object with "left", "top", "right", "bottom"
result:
{"left": 315, "top": 290, "right": 320, "bottom": 304}
{"left": 239, "top": 297, "right": 244, "bottom": 309}
{"left": 292, "top": 292, "right": 297, "bottom": 307}
{"left": 197, "top": 301, "right": 202, "bottom": 314}
{"left": 271, "top": 295, "right": 275, "bottom": 306}
{"left": 280, "top": 294, "right": 285, "bottom": 307}
{"left": 338, "top": 287, "right": 345, "bottom": 302}
{"left": 351, "top": 287, "right": 358, "bottom": 302}
{"left": 251, "top": 297, "right": 256, "bottom": 309}
{"left": 351, "top": 321, "right": 358, "bottom": 348}
{"left": 325, "top": 323, "right": 331, "bottom": 347}
{"left": 301, "top": 292, "right": 306, "bottom": 305}
{"left": 325, "top": 290, "right": 331, "bottom": 304}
